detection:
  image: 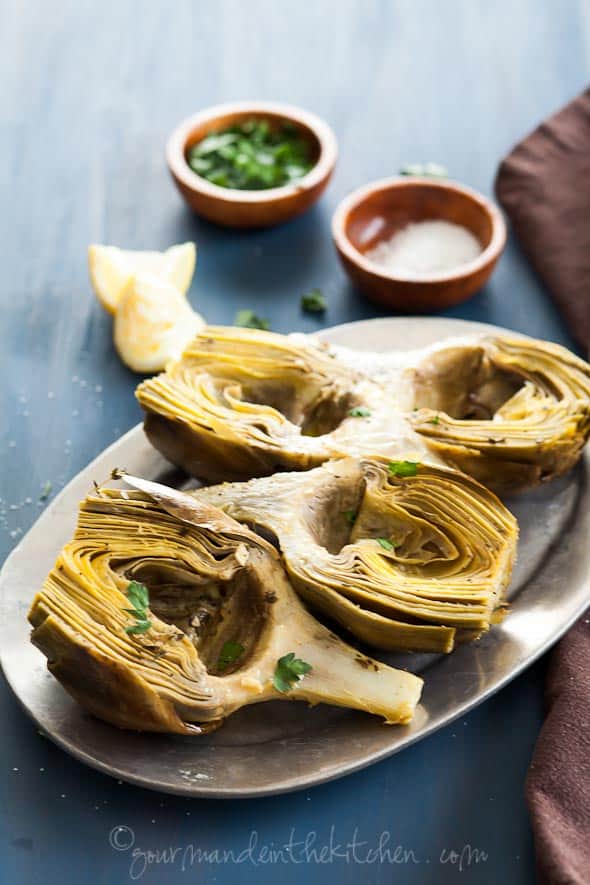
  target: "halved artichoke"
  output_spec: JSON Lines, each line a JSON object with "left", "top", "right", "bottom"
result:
{"left": 136, "top": 326, "right": 590, "bottom": 493}
{"left": 403, "top": 336, "right": 590, "bottom": 493}
{"left": 135, "top": 326, "right": 434, "bottom": 482}
{"left": 193, "top": 456, "right": 518, "bottom": 654}
{"left": 28, "top": 475, "right": 423, "bottom": 733}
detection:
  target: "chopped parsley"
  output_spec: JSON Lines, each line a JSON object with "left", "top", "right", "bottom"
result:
{"left": 428, "top": 415, "right": 441, "bottom": 425}
{"left": 124, "top": 580, "right": 152, "bottom": 635}
{"left": 388, "top": 460, "right": 419, "bottom": 478}
{"left": 217, "top": 640, "right": 244, "bottom": 672}
{"left": 301, "top": 288, "right": 326, "bottom": 314}
{"left": 39, "top": 481, "right": 53, "bottom": 502}
{"left": 377, "top": 538, "right": 396, "bottom": 551}
{"left": 234, "top": 309, "right": 270, "bottom": 330}
{"left": 187, "top": 119, "right": 313, "bottom": 191}
{"left": 399, "top": 162, "right": 448, "bottom": 178}
{"left": 348, "top": 406, "right": 372, "bottom": 418}
{"left": 343, "top": 510, "right": 357, "bottom": 525}
{"left": 273, "top": 652, "right": 312, "bottom": 693}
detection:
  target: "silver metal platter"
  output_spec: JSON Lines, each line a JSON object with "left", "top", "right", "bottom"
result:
{"left": 1, "top": 317, "right": 588, "bottom": 798}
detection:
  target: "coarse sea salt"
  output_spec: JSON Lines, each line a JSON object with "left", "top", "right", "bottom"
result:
{"left": 366, "top": 219, "right": 482, "bottom": 277}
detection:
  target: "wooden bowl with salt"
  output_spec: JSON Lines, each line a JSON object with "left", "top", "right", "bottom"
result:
{"left": 332, "top": 177, "right": 506, "bottom": 310}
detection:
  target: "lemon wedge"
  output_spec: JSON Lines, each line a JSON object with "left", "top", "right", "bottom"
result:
{"left": 114, "top": 273, "right": 205, "bottom": 373}
{"left": 89, "top": 242, "right": 196, "bottom": 314}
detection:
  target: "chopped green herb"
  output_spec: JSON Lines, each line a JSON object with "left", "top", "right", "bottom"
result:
{"left": 125, "top": 621, "right": 152, "bottom": 635}
{"left": 377, "top": 538, "right": 396, "bottom": 551}
{"left": 399, "top": 162, "right": 448, "bottom": 178}
{"left": 217, "top": 640, "right": 244, "bottom": 671}
{"left": 388, "top": 460, "right": 419, "bottom": 477}
{"left": 187, "top": 118, "right": 314, "bottom": 191}
{"left": 428, "top": 415, "right": 441, "bottom": 425}
{"left": 234, "top": 309, "right": 270, "bottom": 331}
{"left": 39, "top": 481, "right": 53, "bottom": 502}
{"left": 343, "top": 510, "right": 357, "bottom": 525}
{"left": 348, "top": 406, "right": 372, "bottom": 418}
{"left": 273, "top": 652, "right": 312, "bottom": 693}
{"left": 301, "top": 288, "right": 326, "bottom": 314}
{"left": 124, "top": 580, "right": 152, "bottom": 635}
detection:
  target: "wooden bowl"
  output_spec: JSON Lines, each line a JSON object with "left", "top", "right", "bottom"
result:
{"left": 167, "top": 101, "right": 337, "bottom": 228}
{"left": 332, "top": 177, "right": 506, "bottom": 310}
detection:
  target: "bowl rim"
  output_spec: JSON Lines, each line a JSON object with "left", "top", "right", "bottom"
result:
{"left": 166, "top": 100, "right": 338, "bottom": 204}
{"left": 331, "top": 176, "right": 507, "bottom": 284}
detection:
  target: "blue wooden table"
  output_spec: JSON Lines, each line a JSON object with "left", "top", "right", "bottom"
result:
{"left": 1, "top": 1, "right": 586, "bottom": 882}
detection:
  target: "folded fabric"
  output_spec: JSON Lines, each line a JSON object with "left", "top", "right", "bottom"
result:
{"left": 495, "top": 88, "right": 590, "bottom": 348}
{"left": 526, "top": 616, "right": 590, "bottom": 885}
{"left": 497, "top": 88, "right": 590, "bottom": 884}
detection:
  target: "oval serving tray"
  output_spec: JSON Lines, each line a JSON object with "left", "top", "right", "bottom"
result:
{"left": 1, "top": 317, "right": 588, "bottom": 798}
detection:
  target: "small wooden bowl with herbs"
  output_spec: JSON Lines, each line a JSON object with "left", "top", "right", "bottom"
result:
{"left": 167, "top": 102, "right": 337, "bottom": 228}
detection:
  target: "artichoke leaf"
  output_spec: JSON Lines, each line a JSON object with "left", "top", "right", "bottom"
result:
{"left": 193, "top": 456, "right": 518, "bottom": 654}
{"left": 29, "top": 479, "right": 423, "bottom": 733}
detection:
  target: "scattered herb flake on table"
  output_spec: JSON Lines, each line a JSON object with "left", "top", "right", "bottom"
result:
{"left": 399, "top": 162, "right": 448, "bottom": 178}
{"left": 187, "top": 118, "right": 314, "bottom": 191}
{"left": 39, "top": 481, "right": 52, "bottom": 501}
{"left": 301, "top": 288, "right": 326, "bottom": 314}
{"left": 234, "top": 309, "right": 270, "bottom": 330}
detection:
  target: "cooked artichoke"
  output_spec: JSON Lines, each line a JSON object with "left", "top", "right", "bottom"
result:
{"left": 193, "top": 456, "right": 518, "bottom": 654}
{"left": 135, "top": 326, "right": 435, "bottom": 482}
{"left": 136, "top": 327, "right": 590, "bottom": 493}
{"left": 28, "top": 475, "right": 423, "bottom": 733}
{"left": 403, "top": 336, "right": 590, "bottom": 494}
{"left": 333, "top": 334, "right": 590, "bottom": 494}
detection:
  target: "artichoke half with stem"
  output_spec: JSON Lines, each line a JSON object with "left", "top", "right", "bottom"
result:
{"left": 135, "top": 326, "right": 436, "bottom": 483}
{"left": 28, "top": 474, "right": 423, "bottom": 733}
{"left": 193, "top": 456, "right": 518, "bottom": 654}
{"left": 333, "top": 334, "right": 590, "bottom": 495}
{"left": 136, "top": 326, "right": 590, "bottom": 494}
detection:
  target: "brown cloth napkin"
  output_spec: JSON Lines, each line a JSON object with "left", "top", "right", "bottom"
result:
{"left": 526, "top": 618, "right": 590, "bottom": 885}
{"left": 495, "top": 88, "right": 590, "bottom": 348}
{"left": 496, "top": 89, "right": 590, "bottom": 884}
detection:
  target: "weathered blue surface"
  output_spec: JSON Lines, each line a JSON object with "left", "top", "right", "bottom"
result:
{"left": 1, "top": 1, "right": 587, "bottom": 881}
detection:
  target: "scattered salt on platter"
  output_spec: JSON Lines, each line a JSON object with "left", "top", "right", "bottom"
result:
{"left": 365, "top": 219, "right": 482, "bottom": 277}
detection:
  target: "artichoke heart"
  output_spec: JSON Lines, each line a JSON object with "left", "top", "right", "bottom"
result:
{"left": 193, "top": 456, "right": 518, "bottom": 654}
{"left": 136, "top": 326, "right": 435, "bottom": 482}
{"left": 403, "top": 336, "right": 590, "bottom": 493}
{"left": 28, "top": 476, "right": 423, "bottom": 732}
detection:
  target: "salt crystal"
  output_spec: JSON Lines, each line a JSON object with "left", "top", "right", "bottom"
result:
{"left": 366, "top": 220, "right": 482, "bottom": 278}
